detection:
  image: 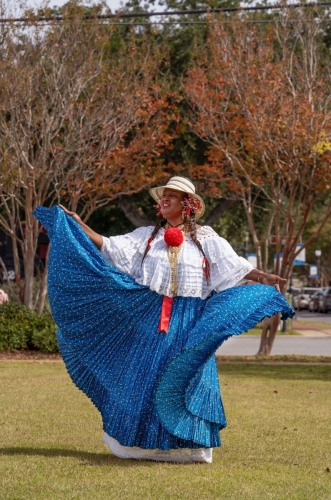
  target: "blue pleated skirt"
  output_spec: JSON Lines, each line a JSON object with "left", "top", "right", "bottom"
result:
{"left": 34, "top": 206, "right": 294, "bottom": 450}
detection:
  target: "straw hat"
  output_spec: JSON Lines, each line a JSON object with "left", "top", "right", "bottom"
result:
{"left": 149, "top": 176, "right": 205, "bottom": 220}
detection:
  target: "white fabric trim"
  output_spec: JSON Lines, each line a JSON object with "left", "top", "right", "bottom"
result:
{"left": 100, "top": 226, "right": 254, "bottom": 300}
{"left": 102, "top": 433, "right": 213, "bottom": 463}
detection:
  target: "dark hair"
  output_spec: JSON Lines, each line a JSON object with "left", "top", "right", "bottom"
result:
{"left": 186, "top": 211, "right": 210, "bottom": 282}
{"left": 142, "top": 198, "right": 210, "bottom": 282}
{"left": 141, "top": 218, "right": 167, "bottom": 262}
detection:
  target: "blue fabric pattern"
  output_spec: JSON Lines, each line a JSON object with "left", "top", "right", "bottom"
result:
{"left": 33, "top": 205, "right": 294, "bottom": 450}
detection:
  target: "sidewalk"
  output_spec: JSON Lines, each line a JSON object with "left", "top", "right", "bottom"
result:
{"left": 292, "top": 320, "right": 331, "bottom": 337}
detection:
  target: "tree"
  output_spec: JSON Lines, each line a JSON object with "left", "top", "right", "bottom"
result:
{"left": 111, "top": 0, "right": 244, "bottom": 224}
{"left": 185, "top": 11, "right": 331, "bottom": 354}
{"left": 0, "top": 8, "right": 174, "bottom": 313}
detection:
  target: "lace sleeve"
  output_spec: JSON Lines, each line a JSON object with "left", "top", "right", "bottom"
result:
{"left": 100, "top": 226, "right": 153, "bottom": 276}
{"left": 201, "top": 229, "right": 254, "bottom": 292}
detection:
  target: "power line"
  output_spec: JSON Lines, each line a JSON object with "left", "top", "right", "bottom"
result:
{"left": 24, "top": 19, "right": 331, "bottom": 26}
{"left": 115, "top": 21, "right": 205, "bottom": 24}
{"left": 1, "top": 1, "right": 331, "bottom": 23}
{"left": 120, "top": 19, "right": 331, "bottom": 24}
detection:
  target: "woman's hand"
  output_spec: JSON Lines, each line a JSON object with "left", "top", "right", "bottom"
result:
{"left": 59, "top": 205, "right": 82, "bottom": 225}
{"left": 59, "top": 204, "right": 103, "bottom": 250}
{"left": 244, "top": 270, "right": 287, "bottom": 292}
{"left": 262, "top": 273, "right": 287, "bottom": 292}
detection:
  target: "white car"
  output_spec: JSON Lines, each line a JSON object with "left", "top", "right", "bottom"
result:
{"left": 318, "top": 287, "right": 331, "bottom": 313}
{"left": 293, "top": 287, "right": 322, "bottom": 310}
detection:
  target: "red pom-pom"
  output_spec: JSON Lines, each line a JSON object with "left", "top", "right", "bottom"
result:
{"left": 164, "top": 227, "right": 184, "bottom": 247}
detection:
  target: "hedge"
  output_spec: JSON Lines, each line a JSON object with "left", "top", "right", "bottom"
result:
{"left": 0, "top": 301, "right": 58, "bottom": 353}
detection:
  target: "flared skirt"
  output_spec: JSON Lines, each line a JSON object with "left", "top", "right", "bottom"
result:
{"left": 34, "top": 206, "right": 294, "bottom": 450}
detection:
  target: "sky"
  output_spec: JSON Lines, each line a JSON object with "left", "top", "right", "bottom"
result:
{"left": 26, "top": 0, "right": 125, "bottom": 12}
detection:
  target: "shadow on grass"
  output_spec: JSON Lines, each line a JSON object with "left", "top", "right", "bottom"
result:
{"left": 218, "top": 364, "right": 331, "bottom": 382}
{"left": 0, "top": 447, "right": 159, "bottom": 467}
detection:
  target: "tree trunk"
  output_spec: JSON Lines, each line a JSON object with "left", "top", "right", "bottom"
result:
{"left": 118, "top": 195, "right": 153, "bottom": 228}
{"left": 11, "top": 232, "right": 23, "bottom": 303}
{"left": 23, "top": 252, "right": 35, "bottom": 309}
{"left": 37, "top": 247, "right": 50, "bottom": 316}
{"left": 23, "top": 188, "right": 37, "bottom": 309}
{"left": 257, "top": 315, "right": 280, "bottom": 355}
{"left": 204, "top": 198, "right": 235, "bottom": 226}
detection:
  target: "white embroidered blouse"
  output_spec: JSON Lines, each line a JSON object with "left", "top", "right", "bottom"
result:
{"left": 100, "top": 225, "right": 254, "bottom": 300}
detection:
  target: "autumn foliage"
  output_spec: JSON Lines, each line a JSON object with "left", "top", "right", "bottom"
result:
{"left": 185, "top": 12, "right": 331, "bottom": 354}
{"left": 185, "top": 13, "right": 331, "bottom": 279}
{"left": 0, "top": 12, "right": 175, "bottom": 311}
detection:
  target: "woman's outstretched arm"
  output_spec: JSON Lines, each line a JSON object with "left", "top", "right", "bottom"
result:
{"left": 59, "top": 205, "right": 103, "bottom": 250}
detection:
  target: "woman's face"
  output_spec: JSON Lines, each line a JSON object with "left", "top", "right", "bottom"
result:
{"left": 159, "top": 188, "right": 185, "bottom": 219}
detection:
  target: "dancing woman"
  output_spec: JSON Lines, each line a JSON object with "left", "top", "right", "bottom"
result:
{"left": 34, "top": 176, "right": 293, "bottom": 464}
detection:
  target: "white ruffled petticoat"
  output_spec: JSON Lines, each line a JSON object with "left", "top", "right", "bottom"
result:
{"left": 103, "top": 433, "right": 213, "bottom": 464}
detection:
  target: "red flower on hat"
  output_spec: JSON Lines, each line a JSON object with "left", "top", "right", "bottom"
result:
{"left": 164, "top": 227, "right": 184, "bottom": 247}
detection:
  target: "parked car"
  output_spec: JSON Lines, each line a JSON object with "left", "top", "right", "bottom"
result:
{"left": 308, "top": 290, "right": 324, "bottom": 312}
{"left": 318, "top": 287, "right": 331, "bottom": 313}
{"left": 293, "top": 287, "right": 322, "bottom": 310}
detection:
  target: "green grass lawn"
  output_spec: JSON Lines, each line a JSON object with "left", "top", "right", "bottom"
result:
{"left": 1, "top": 362, "right": 330, "bottom": 500}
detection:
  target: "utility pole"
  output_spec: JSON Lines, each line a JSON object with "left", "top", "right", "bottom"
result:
{"left": 243, "top": 231, "right": 249, "bottom": 259}
{"left": 315, "top": 249, "right": 322, "bottom": 287}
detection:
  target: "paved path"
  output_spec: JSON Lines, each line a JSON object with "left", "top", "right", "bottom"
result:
{"left": 216, "top": 336, "right": 331, "bottom": 356}
{"left": 292, "top": 321, "right": 331, "bottom": 337}
{"left": 297, "top": 329, "right": 331, "bottom": 337}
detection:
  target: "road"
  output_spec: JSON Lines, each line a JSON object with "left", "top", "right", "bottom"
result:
{"left": 216, "top": 336, "right": 331, "bottom": 356}
{"left": 294, "top": 310, "right": 331, "bottom": 324}
{"left": 214, "top": 310, "right": 331, "bottom": 356}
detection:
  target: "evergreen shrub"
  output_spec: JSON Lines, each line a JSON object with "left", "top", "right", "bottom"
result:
{"left": 0, "top": 301, "right": 58, "bottom": 352}
{"left": 31, "top": 315, "right": 58, "bottom": 353}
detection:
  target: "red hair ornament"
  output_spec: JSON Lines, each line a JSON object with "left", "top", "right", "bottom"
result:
{"left": 181, "top": 194, "right": 202, "bottom": 217}
{"left": 154, "top": 203, "right": 163, "bottom": 217}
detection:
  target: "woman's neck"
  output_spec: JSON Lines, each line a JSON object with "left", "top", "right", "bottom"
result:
{"left": 166, "top": 216, "right": 184, "bottom": 227}
{"left": 165, "top": 217, "right": 201, "bottom": 230}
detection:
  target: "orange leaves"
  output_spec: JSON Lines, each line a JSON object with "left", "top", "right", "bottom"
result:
{"left": 0, "top": 17, "right": 180, "bottom": 225}
{"left": 184, "top": 13, "right": 331, "bottom": 276}
{"left": 185, "top": 16, "right": 331, "bottom": 197}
